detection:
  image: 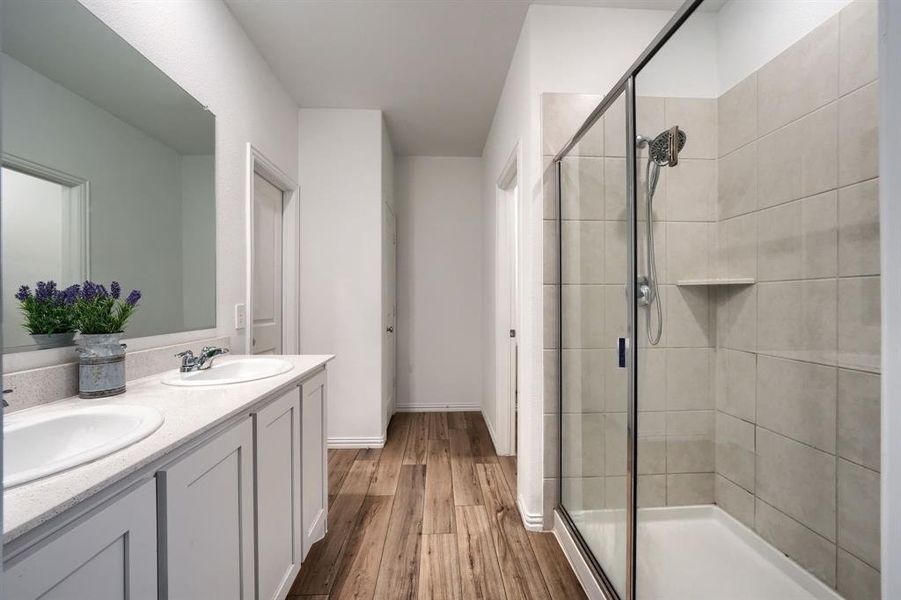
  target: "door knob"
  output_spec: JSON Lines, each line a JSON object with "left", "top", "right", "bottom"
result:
{"left": 386, "top": 326, "right": 394, "bottom": 333}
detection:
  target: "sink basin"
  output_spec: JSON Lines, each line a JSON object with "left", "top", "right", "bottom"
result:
{"left": 3, "top": 405, "right": 164, "bottom": 489}
{"left": 160, "top": 357, "right": 294, "bottom": 387}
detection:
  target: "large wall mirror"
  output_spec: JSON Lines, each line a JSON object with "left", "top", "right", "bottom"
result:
{"left": 1, "top": 0, "right": 216, "bottom": 353}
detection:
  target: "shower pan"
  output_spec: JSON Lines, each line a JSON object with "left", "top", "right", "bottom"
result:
{"left": 553, "top": 0, "right": 882, "bottom": 599}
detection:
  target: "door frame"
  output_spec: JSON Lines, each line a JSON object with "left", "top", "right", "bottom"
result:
{"left": 244, "top": 144, "right": 300, "bottom": 355}
{"left": 494, "top": 142, "right": 521, "bottom": 457}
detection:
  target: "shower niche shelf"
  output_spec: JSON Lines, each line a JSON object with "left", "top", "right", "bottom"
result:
{"left": 676, "top": 278, "right": 755, "bottom": 287}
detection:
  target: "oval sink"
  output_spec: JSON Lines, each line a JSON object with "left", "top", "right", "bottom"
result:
{"left": 3, "top": 405, "right": 164, "bottom": 489}
{"left": 160, "top": 357, "right": 294, "bottom": 387}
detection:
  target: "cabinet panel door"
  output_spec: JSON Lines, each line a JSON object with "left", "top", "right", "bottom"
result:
{"left": 159, "top": 418, "right": 255, "bottom": 600}
{"left": 301, "top": 369, "right": 328, "bottom": 558}
{"left": 4, "top": 479, "right": 157, "bottom": 600}
{"left": 254, "top": 386, "right": 302, "bottom": 600}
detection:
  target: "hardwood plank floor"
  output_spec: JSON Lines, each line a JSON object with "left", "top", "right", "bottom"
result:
{"left": 288, "top": 412, "right": 586, "bottom": 599}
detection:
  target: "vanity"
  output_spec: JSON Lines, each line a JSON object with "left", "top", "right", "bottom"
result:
{"left": 2, "top": 354, "right": 333, "bottom": 600}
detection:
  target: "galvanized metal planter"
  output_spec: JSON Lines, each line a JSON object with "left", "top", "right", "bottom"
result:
{"left": 30, "top": 332, "right": 76, "bottom": 349}
{"left": 76, "top": 333, "right": 127, "bottom": 399}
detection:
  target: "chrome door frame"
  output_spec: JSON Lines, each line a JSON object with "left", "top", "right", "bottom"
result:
{"left": 554, "top": 1, "right": 705, "bottom": 598}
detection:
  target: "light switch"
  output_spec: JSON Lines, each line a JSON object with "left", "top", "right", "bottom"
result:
{"left": 234, "top": 303, "right": 246, "bottom": 329}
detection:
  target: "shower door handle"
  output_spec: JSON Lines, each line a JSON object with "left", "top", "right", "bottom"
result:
{"left": 618, "top": 337, "right": 628, "bottom": 368}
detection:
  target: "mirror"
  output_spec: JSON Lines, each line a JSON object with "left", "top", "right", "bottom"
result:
{"left": 1, "top": 0, "right": 216, "bottom": 353}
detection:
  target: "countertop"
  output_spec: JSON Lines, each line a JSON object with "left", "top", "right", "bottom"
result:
{"left": 3, "top": 354, "right": 334, "bottom": 544}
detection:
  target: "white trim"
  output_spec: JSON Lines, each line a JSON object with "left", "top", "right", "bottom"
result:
{"left": 394, "top": 403, "right": 481, "bottom": 413}
{"left": 516, "top": 494, "right": 544, "bottom": 532}
{"left": 244, "top": 144, "right": 300, "bottom": 356}
{"left": 327, "top": 436, "right": 386, "bottom": 449}
{"left": 553, "top": 511, "right": 607, "bottom": 600}
{"left": 493, "top": 141, "right": 522, "bottom": 458}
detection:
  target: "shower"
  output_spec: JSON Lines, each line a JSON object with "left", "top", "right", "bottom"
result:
{"left": 636, "top": 126, "right": 686, "bottom": 345}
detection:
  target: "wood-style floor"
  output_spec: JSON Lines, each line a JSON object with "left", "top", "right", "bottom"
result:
{"left": 288, "top": 411, "right": 586, "bottom": 599}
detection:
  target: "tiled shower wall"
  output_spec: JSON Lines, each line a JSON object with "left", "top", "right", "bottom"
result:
{"left": 713, "top": 2, "right": 880, "bottom": 597}
{"left": 541, "top": 1, "right": 879, "bottom": 597}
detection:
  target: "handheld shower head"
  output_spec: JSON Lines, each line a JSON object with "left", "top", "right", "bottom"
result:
{"left": 648, "top": 126, "right": 686, "bottom": 166}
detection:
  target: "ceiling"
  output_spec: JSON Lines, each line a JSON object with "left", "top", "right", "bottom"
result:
{"left": 225, "top": 0, "right": 704, "bottom": 157}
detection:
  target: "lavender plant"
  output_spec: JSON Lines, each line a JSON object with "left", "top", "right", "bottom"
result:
{"left": 72, "top": 280, "right": 142, "bottom": 334}
{"left": 14, "top": 281, "right": 79, "bottom": 335}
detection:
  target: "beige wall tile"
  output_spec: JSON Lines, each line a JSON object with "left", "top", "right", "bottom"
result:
{"left": 666, "top": 222, "right": 712, "bottom": 283}
{"left": 718, "top": 142, "right": 757, "bottom": 219}
{"left": 560, "top": 156, "right": 604, "bottom": 220}
{"left": 837, "top": 459, "right": 881, "bottom": 568}
{"left": 638, "top": 411, "right": 667, "bottom": 475}
{"left": 801, "top": 191, "right": 838, "bottom": 279}
{"left": 757, "top": 279, "right": 837, "bottom": 365}
{"left": 605, "top": 349, "right": 627, "bottom": 412}
{"left": 562, "top": 349, "right": 606, "bottom": 414}
{"left": 715, "top": 412, "right": 755, "bottom": 491}
{"left": 636, "top": 96, "right": 666, "bottom": 150}
{"left": 545, "top": 350, "right": 560, "bottom": 415}
{"left": 837, "top": 548, "right": 881, "bottom": 600}
{"left": 638, "top": 221, "right": 667, "bottom": 285}
{"left": 839, "top": 0, "right": 879, "bottom": 95}
{"left": 604, "top": 412, "right": 627, "bottom": 477}
{"left": 758, "top": 103, "right": 838, "bottom": 209}
{"left": 603, "top": 284, "right": 628, "bottom": 347}
{"left": 545, "top": 412, "right": 560, "bottom": 478}
{"left": 718, "top": 213, "right": 757, "bottom": 279}
{"left": 718, "top": 73, "right": 757, "bottom": 158}
{"left": 756, "top": 356, "right": 837, "bottom": 453}
{"left": 544, "top": 284, "right": 559, "bottom": 349}
{"left": 717, "top": 285, "right": 757, "bottom": 353}
{"left": 755, "top": 499, "right": 837, "bottom": 587}
{"left": 838, "top": 82, "right": 879, "bottom": 187}
{"left": 666, "top": 348, "right": 714, "bottom": 410}
{"left": 603, "top": 94, "right": 627, "bottom": 157}
{"left": 604, "top": 220, "right": 627, "bottom": 284}
{"left": 716, "top": 349, "right": 757, "bottom": 422}
{"left": 838, "top": 276, "right": 881, "bottom": 372}
{"left": 561, "top": 220, "right": 604, "bottom": 284}
{"left": 638, "top": 474, "right": 667, "bottom": 507}
{"left": 559, "top": 412, "right": 606, "bottom": 478}
{"left": 666, "top": 159, "right": 717, "bottom": 222}
{"left": 757, "top": 201, "right": 802, "bottom": 281}
{"left": 756, "top": 427, "right": 836, "bottom": 540}
{"left": 562, "top": 476, "right": 606, "bottom": 512}
{"left": 561, "top": 284, "right": 605, "bottom": 349}
{"left": 839, "top": 179, "right": 880, "bottom": 277}
{"left": 716, "top": 474, "right": 755, "bottom": 528}
{"left": 666, "top": 285, "right": 714, "bottom": 348}
{"left": 757, "top": 15, "right": 838, "bottom": 135}
{"left": 664, "top": 98, "right": 717, "bottom": 159}
{"left": 666, "top": 410, "right": 715, "bottom": 473}
{"left": 543, "top": 157, "right": 558, "bottom": 220}
{"left": 604, "top": 158, "right": 627, "bottom": 220}
{"left": 667, "top": 473, "right": 714, "bottom": 505}
{"left": 544, "top": 219, "right": 558, "bottom": 284}
{"left": 542, "top": 93, "right": 603, "bottom": 157}
{"left": 638, "top": 347, "right": 667, "bottom": 412}
{"left": 838, "top": 368, "right": 881, "bottom": 471}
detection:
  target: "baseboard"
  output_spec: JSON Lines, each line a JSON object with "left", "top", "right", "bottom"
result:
{"left": 327, "top": 435, "right": 385, "bottom": 448}
{"left": 516, "top": 494, "right": 545, "bottom": 532}
{"left": 395, "top": 403, "right": 480, "bottom": 412}
{"left": 553, "top": 510, "right": 607, "bottom": 599}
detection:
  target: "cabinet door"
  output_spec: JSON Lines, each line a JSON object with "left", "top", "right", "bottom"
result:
{"left": 159, "top": 418, "right": 255, "bottom": 600}
{"left": 254, "top": 386, "right": 302, "bottom": 600}
{"left": 301, "top": 369, "right": 328, "bottom": 558}
{"left": 4, "top": 479, "right": 157, "bottom": 600}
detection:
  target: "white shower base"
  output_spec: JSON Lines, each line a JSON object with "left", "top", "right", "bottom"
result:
{"left": 569, "top": 505, "right": 842, "bottom": 600}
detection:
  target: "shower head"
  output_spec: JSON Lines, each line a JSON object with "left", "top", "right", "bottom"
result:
{"left": 639, "top": 126, "right": 687, "bottom": 167}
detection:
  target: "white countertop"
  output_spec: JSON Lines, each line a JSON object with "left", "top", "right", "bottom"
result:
{"left": 3, "top": 354, "right": 333, "bottom": 544}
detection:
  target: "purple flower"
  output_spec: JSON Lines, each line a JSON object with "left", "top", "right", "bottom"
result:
{"left": 81, "top": 280, "right": 100, "bottom": 301}
{"left": 15, "top": 285, "right": 31, "bottom": 302}
{"left": 125, "top": 289, "right": 142, "bottom": 307}
{"left": 110, "top": 281, "right": 121, "bottom": 299}
{"left": 62, "top": 284, "right": 81, "bottom": 305}
{"left": 35, "top": 281, "right": 57, "bottom": 302}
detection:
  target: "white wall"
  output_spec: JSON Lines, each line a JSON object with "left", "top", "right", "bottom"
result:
{"left": 299, "top": 109, "right": 388, "bottom": 445}
{"left": 395, "top": 156, "right": 483, "bottom": 412}
{"left": 79, "top": 0, "right": 299, "bottom": 352}
{"left": 880, "top": 1, "right": 901, "bottom": 596}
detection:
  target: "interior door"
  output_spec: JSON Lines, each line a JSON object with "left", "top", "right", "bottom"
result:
{"left": 253, "top": 172, "right": 283, "bottom": 355}
{"left": 382, "top": 206, "right": 397, "bottom": 418}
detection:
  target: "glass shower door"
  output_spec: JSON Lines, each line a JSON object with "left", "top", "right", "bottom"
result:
{"left": 558, "top": 86, "right": 633, "bottom": 599}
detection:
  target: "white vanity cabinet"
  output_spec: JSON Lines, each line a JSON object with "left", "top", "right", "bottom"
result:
{"left": 253, "top": 385, "right": 302, "bottom": 600}
{"left": 158, "top": 418, "right": 255, "bottom": 600}
{"left": 4, "top": 479, "right": 157, "bottom": 600}
{"left": 300, "top": 369, "right": 328, "bottom": 558}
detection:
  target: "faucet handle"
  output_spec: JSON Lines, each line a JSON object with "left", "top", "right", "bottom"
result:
{"left": 201, "top": 346, "right": 229, "bottom": 358}
{"left": 175, "top": 349, "right": 195, "bottom": 359}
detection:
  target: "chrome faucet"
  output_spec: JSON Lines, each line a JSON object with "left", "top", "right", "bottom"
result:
{"left": 175, "top": 346, "right": 230, "bottom": 373}
{"left": 2, "top": 388, "right": 11, "bottom": 408}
